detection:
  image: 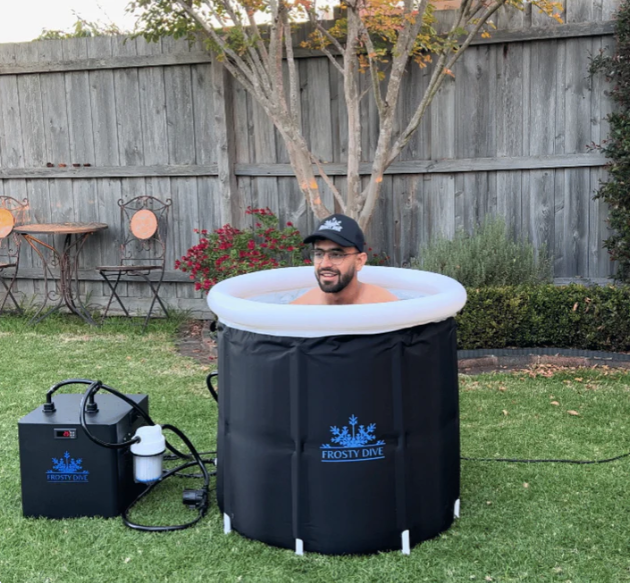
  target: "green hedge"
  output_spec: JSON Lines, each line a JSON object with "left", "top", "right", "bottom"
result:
{"left": 456, "top": 284, "right": 630, "bottom": 351}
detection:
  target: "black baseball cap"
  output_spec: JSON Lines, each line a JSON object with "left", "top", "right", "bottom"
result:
{"left": 303, "top": 214, "right": 366, "bottom": 253}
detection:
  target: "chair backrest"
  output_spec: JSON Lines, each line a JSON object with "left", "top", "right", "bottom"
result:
{"left": 118, "top": 196, "right": 172, "bottom": 266}
{"left": 0, "top": 196, "right": 29, "bottom": 262}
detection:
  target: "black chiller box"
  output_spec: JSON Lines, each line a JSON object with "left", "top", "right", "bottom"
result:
{"left": 18, "top": 393, "right": 149, "bottom": 519}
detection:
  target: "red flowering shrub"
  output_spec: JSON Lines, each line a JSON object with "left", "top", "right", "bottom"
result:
{"left": 175, "top": 207, "right": 310, "bottom": 291}
{"left": 366, "top": 248, "right": 390, "bottom": 266}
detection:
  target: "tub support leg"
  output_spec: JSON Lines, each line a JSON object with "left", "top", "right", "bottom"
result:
{"left": 295, "top": 538, "right": 304, "bottom": 556}
{"left": 454, "top": 499, "right": 460, "bottom": 518}
{"left": 401, "top": 530, "right": 410, "bottom": 555}
{"left": 224, "top": 513, "right": 232, "bottom": 534}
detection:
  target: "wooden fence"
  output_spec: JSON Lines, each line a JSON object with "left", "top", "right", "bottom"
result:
{"left": 0, "top": 0, "right": 620, "bottom": 315}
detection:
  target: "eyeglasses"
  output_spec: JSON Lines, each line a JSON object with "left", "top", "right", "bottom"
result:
{"left": 310, "top": 249, "right": 360, "bottom": 265}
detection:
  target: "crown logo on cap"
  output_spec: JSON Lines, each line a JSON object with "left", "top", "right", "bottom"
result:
{"left": 319, "top": 218, "right": 343, "bottom": 232}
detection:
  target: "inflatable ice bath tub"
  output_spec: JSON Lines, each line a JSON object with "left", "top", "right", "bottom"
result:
{"left": 208, "top": 266, "right": 467, "bottom": 555}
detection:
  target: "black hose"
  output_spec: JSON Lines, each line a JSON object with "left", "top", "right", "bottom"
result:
{"left": 62, "top": 379, "right": 215, "bottom": 532}
{"left": 206, "top": 372, "right": 219, "bottom": 403}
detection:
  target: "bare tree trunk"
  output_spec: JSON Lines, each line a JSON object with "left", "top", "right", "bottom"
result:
{"left": 344, "top": 2, "right": 363, "bottom": 219}
{"left": 284, "top": 135, "right": 332, "bottom": 219}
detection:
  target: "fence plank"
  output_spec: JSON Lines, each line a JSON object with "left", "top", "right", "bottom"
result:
{"left": 15, "top": 44, "right": 46, "bottom": 169}
{"left": 398, "top": 61, "right": 431, "bottom": 161}
{"left": 0, "top": 153, "right": 606, "bottom": 180}
{"left": 602, "top": 0, "right": 619, "bottom": 19}
{"left": 63, "top": 38, "right": 100, "bottom": 301}
{"left": 589, "top": 167, "right": 612, "bottom": 278}
{"left": 191, "top": 64, "right": 217, "bottom": 165}
{"left": 303, "top": 57, "right": 334, "bottom": 162}
{"left": 0, "top": 45, "right": 24, "bottom": 169}
{"left": 393, "top": 175, "right": 420, "bottom": 266}
{"left": 87, "top": 38, "right": 119, "bottom": 167}
{"left": 94, "top": 178, "right": 122, "bottom": 297}
{"left": 366, "top": 176, "right": 395, "bottom": 262}
{"left": 213, "top": 63, "right": 242, "bottom": 226}
{"left": 526, "top": 169, "right": 555, "bottom": 257}
{"left": 112, "top": 38, "right": 144, "bottom": 167}
{"left": 165, "top": 65, "right": 196, "bottom": 165}
{"left": 496, "top": 171, "right": 523, "bottom": 239}
{"left": 529, "top": 40, "right": 559, "bottom": 156}
{"left": 64, "top": 38, "right": 95, "bottom": 168}
{"left": 138, "top": 67, "right": 168, "bottom": 165}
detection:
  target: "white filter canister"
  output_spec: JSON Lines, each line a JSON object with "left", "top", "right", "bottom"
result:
{"left": 130, "top": 425, "right": 166, "bottom": 483}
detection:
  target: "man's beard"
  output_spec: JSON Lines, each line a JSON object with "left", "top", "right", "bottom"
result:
{"left": 316, "top": 265, "right": 355, "bottom": 293}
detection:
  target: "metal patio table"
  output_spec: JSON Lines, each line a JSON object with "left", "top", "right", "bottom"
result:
{"left": 14, "top": 222, "right": 108, "bottom": 325}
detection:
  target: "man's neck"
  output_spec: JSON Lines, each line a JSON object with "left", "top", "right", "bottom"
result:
{"left": 322, "top": 280, "right": 363, "bottom": 305}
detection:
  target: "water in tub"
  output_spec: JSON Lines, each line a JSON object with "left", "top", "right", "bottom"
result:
{"left": 250, "top": 289, "right": 425, "bottom": 303}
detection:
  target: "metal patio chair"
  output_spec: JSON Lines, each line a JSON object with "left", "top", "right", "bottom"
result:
{"left": 0, "top": 196, "right": 29, "bottom": 314}
{"left": 97, "top": 196, "right": 172, "bottom": 331}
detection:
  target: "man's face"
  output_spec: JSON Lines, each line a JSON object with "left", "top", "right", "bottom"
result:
{"left": 313, "top": 240, "right": 364, "bottom": 294}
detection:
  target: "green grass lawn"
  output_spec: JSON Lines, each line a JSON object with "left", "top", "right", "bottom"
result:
{"left": 0, "top": 315, "right": 629, "bottom": 583}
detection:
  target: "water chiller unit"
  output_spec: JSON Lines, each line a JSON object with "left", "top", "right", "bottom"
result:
{"left": 18, "top": 393, "right": 149, "bottom": 519}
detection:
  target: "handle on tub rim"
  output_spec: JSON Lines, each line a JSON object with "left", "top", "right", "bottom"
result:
{"left": 206, "top": 372, "right": 218, "bottom": 403}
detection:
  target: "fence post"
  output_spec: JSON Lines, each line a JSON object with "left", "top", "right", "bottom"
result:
{"left": 212, "top": 60, "right": 241, "bottom": 227}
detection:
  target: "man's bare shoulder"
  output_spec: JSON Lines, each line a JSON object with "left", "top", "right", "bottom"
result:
{"left": 359, "top": 283, "right": 398, "bottom": 304}
{"left": 290, "top": 288, "right": 322, "bottom": 305}
{"left": 289, "top": 285, "right": 398, "bottom": 305}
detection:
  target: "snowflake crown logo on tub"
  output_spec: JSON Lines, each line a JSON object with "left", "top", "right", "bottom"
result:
{"left": 321, "top": 415, "right": 386, "bottom": 449}
{"left": 319, "top": 218, "right": 343, "bottom": 232}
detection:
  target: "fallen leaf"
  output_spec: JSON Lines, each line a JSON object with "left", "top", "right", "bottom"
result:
{"left": 124, "top": 557, "right": 131, "bottom": 563}
{"left": 485, "top": 577, "right": 493, "bottom": 582}
{"left": 567, "top": 410, "right": 580, "bottom": 416}
{"left": 551, "top": 401, "right": 560, "bottom": 406}
{"left": 502, "top": 409, "right": 508, "bottom": 416}
{"left": 486, "top": 501, "right": 492, "bottom": 505}
{"left": 498, "top": 385, "right": 506, "bottom": 392}
{"left": 523, "top": 482, "right": 529, "bottom": 488}
{"left": 574, "top": 377, "right": 583, "bottom": 382}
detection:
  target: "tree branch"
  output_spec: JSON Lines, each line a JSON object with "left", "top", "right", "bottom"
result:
{"left": 282, "top": 10, "right": 300, "bottom": 126}
{"left": 361, "top": 28, "right": 385, "bottom": 117}
{"left": 246, "top": 7, "right": 270, "bottom": 70}
{"left": 444, "top": 0, "right": 509, "bottom": 72}
{"left": 308, "top": 8, "right": 345, "bottom": 55}
{"left": 267, "top": 1, "right": 282, "bottom": 94}
{"left": 200, "top": 0, "right": 273, "bottom": 99}
{"left": 343, "top": 0, "right": 363, "bottom": 214}
{"left": 309, "top": 153, "right": 347, "bottom": 213}
{"left": 305, "top": 8, "right": 346, "bottom": 75}
{"left": 178, "top": 0, "right": 252, "bottom": 78}
{"left": 176, "top": 0, "right": 272, "bottom": 103}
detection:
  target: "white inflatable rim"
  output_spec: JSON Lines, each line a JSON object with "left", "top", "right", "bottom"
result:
{"left": 207, "top": 266, "right": 467, "bottom": 338}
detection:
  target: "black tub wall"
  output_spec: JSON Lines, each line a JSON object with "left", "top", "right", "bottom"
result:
{"left": 216, "top": 318, "right": 460, "bottom": 555}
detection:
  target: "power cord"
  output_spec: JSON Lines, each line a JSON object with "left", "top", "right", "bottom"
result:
{"left": 461, "top": 451, "right": 630, "bottom": 465}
